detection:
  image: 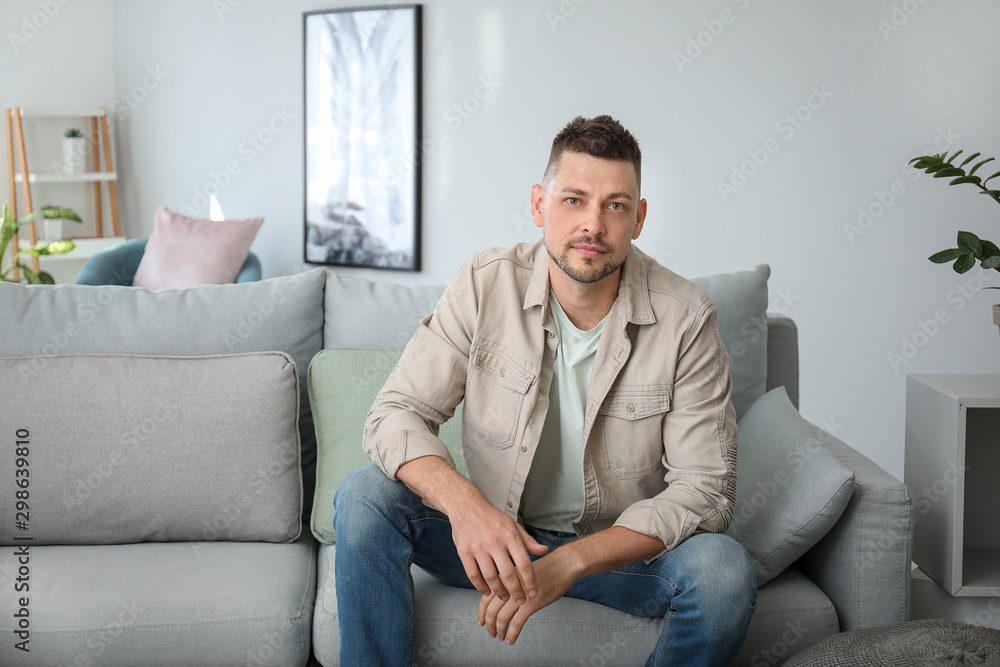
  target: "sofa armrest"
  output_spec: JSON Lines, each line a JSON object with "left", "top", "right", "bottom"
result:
{"left": 795, "top": 423, "right": 913, "bottom": 631}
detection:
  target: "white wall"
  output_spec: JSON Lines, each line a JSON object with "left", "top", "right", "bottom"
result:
{"left": 1, "top": 0, "right": 115, "bottom": 235}
{"left": 5, "top": 0, "right": 1000, "bottom": 478}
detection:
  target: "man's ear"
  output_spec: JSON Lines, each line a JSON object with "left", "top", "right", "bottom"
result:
{"left": 531, "top": 184, "right": 546, "bottom": 229}
{"left": 632, "top": 198, "right": 647, "bottom": 240}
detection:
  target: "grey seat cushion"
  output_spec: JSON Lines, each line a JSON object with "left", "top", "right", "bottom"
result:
{"left": 312, "top": 545, "right": 838, "bottom": 666}
{"left": 0, "top": 535, "right": 316, "bottom": 666}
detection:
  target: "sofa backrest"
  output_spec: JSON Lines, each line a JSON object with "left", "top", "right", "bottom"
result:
{"left": 0, "top": 270, "right": 326, "bottom": 515}
{"left": 320, "top": 262, "right": 790, "bottom": 421}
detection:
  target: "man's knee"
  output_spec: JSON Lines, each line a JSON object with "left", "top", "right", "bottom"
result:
{"left": 333, "top": 464, "right": 399, "bottom": 535}
{"left": 676, "top": 533, "right": 757, "bottom": 604}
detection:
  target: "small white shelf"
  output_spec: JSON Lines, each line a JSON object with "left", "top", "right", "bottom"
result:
{"left": 17, "top": 107, "right": 108, "bottom": 118}
{"left": 14, "top": 172, "right": 117, "bottom": 184}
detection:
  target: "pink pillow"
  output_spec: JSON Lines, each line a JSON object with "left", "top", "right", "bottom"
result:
{"left": 133, "top": 206, "right": 263, "bottom": 290}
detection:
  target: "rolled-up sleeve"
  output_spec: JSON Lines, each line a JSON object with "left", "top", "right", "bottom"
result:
{"left": 613, "top": 303, "right": 738, "bottom": 557}
{"left": 363, "top": 259, "right": 477, "bottom": 480}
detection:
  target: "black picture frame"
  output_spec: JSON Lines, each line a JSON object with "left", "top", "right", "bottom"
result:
{"left": 303, "top": 4, "right": 422, "bottom": 271}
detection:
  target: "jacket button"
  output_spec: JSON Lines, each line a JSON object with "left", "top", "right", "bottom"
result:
{"left": 627, "top": 404, "right": 635, "bottom": 413}
{"left": 507, "top": 501, "right": 513, "bottom": 508}
{"left": 520, "top": 445, "right": 527, "bottom": 452}
{"left": 500, "top": 368, "right": 505, "bottom": 377}
{"left": 547, "top": 331, "right": 555, "bottom": 339}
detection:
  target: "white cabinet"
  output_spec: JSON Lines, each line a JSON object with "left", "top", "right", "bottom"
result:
{"left": 905, "top": 374, "right": 1000, "bottom": 597}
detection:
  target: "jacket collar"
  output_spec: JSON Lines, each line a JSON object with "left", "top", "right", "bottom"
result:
{"left": 523, "top": 240, "right": 656, "bottom": 326}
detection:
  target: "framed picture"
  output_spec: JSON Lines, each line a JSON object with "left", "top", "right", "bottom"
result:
{"left": 304, "top": 4, "right": 422, "bottom": 271}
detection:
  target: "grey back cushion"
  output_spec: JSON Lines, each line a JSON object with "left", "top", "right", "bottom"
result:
{"left": 324, "top": 262, "right": 770, "bottom": 420}
{"left": 0, "top": 270, "right": 325, "bottom": 512}
{"left": 0, "top": 353, "right": 302, "bottom": 545}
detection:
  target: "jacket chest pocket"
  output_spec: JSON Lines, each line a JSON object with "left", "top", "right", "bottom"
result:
{"left": 598, "top": 386, "right": 671, "bottom": 479}
{"left": 464, "top": 342, "right": 537, "bottom": 450}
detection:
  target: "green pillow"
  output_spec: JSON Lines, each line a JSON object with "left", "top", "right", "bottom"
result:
{"left": 308, "top": 348, "right": 465, "bottom": 544}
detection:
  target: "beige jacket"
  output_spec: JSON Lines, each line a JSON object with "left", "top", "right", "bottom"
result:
{"left": 364, "top": 241, "right": 737, "bottom": 555}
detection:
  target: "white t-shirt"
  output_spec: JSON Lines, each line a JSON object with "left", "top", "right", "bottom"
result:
{"left": 520, "top": 292, "right": 606, "bottom": 533}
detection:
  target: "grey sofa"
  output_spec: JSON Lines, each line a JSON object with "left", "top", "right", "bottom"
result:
{"left": 0, "top": 262, "right": 912, "bottom": 666}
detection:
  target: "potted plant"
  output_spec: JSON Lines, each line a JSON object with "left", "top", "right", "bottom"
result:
{"left": 909, "top": 150, "right": 1000, "bottom": 338}
{"left": 1, "top": 201, "right": 82, "bottom": 284}
{"left": 62, "top": 127, "right": 88, "bottom": 174}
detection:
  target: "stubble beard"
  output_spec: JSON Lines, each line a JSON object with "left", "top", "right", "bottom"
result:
{"left": 546, "top": 238, "right": 624, "bottom": 285}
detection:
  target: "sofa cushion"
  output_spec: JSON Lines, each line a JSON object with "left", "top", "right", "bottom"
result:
{"left": 0, "top": 535, "right": 316, "bottom": 666}
{"left": 323, "top": 271, "right": 445, "bottom": 348}
{"left": 0, "top": 353, "right": 301, "bottom": 545}
{"left": 312, "top": 544, "right": 839, "bottom": 666}
{"left": 726, "top": 387, "right": 856, "bottom": 585}
{"left": 133, "top": 205, "right": 263, "bottom": 290}
{"left": 691, "top": 263, "right": 770, "bottom": 421}
{"left": 0, "top": 269, "right": 326, "bottom": 515}
{"left": 308, "top": 347, "right": 464, "bottom": 544}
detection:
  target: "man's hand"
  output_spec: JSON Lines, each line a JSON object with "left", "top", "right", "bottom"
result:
{"left": 475, "top": 526, "right": 667, "bottom": 645}
{"left": 450, "top": 499, "right": 549, "bottom": 603}
{"left": 476, "top": 549, "right": 576, "bottom": 644}
{"left": 395, "top": 455, "right": 548, "bottom": 602}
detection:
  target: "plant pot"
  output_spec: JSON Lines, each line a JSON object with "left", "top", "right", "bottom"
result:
{"left": 994, "top": 305, "right": 1000, "bottom": 340}
{"left": 42, "top": 217, "right": 64, "bottom": 242}
{"left": 62, "top": 136, "right": 89, "bottom": 174}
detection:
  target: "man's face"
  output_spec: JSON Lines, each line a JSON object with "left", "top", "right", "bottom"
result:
{"left": 532, "top": 151, "right": 646, "bottom": 287}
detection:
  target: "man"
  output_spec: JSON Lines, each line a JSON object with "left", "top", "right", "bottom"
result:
{"left": 334, "top": 115, "right": 757, "bottom": 666}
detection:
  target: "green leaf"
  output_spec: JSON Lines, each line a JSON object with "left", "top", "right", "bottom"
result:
{"left": 19, "top": 239, "right": 76, "bottom": 257}
{"left": 934, "top": 167, "right": 966, "bottom": 178}
{"left": 946, "top": 150, "right": 963, "bottom": 163}
{"left": 925, "top": 162, "right": 949, "bottom": 173}
{"left": 982, "top": 240, "right": 1000, "bottom": 259}
{"left": 959, "top": 153, "right": 981, "bottom": 168}
{"left": 969, "top": 157, "right": 995, "bottom": 176}
{"left": 38, "top": 207, "right": 82, "bottom": 223}
{"left": 929, "top": 248, "right": 964, "bottom": 263}
{"left": 950, "top": 175, "right": 982, "bottom": 186}
{"left": 954, "top": 253, "right": 977, "bottom": 273}
{"left": 958, "top": 231, "right": 983, "bottom": 255}
{"left": 983, "top": 255, "right": 1000, "bottom": 270}
{"left": 910, "top": 156, "right": 938, "bottom": 168}
{"left": 983, "top": 170, "right": 1000, "bottom": 186}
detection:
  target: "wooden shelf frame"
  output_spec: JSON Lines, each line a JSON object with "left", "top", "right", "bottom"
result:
{"left": 3, "top": 106, "right": 121, "bottom": 280}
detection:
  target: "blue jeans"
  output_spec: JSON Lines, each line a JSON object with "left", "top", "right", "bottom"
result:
{"left": 334, "top": 464, "right": 757, "bottom": 666}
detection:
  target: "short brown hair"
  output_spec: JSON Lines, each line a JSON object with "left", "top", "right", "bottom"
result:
{"left": 542, "top": 115, "right": 642, "bottom": 191}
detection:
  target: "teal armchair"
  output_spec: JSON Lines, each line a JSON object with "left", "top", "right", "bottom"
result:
{"left": 74, "top": 237, "right": 262, "bottom": 286}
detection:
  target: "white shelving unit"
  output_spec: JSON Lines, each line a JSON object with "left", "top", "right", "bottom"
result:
{"left": 4, "top": 106, "right": 122, "bottom": 282}
{"left": 905, "top": 374, "right": 1000, "bottom": 597}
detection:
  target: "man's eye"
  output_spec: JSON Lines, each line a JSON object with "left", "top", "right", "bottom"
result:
{"left": 609, "top": 202, "right": 626, "bottom": 211}
{"left": 566, "top": 197, "right": 580, "bottom": 205}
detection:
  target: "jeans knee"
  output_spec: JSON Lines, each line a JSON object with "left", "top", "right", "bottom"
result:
{"left": 333, "top": 464, "right": 400, "bottom": 540}
{"left": 680, "top": 534, "right": 757, "bottom": 610}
